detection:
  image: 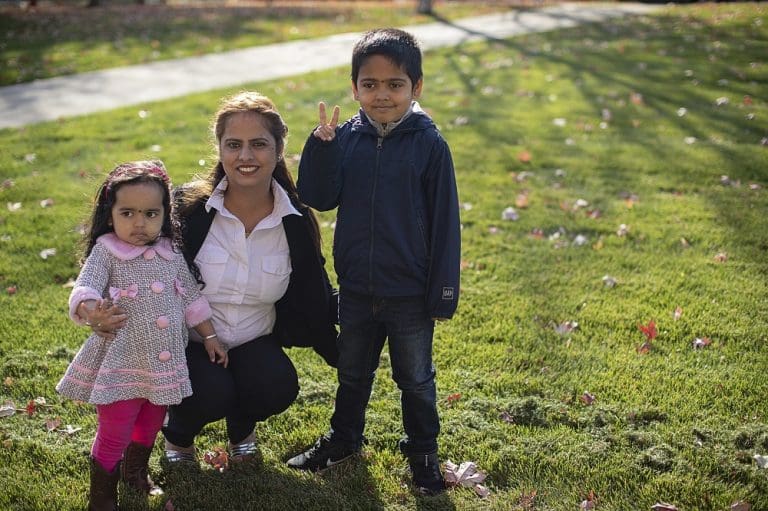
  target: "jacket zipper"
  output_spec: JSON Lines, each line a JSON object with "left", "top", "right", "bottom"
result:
{"left": 368, "top": 135, "right": 383, "bottom": 293}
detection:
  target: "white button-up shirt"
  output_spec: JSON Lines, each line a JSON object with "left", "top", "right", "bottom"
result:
{"left": 191, "top": 178, "right": 301, "bottom": 349}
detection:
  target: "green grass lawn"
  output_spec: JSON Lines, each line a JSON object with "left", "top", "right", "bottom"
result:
{"left": 0, "top": 0, "right": 508, "bottom": 86}
{"left": 1, "top": 2, "right": 767, "bottom": 510}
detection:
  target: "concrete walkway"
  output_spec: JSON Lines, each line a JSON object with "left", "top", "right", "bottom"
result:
{"left": 0, "top": 2, "right": 658, "bottom": 129}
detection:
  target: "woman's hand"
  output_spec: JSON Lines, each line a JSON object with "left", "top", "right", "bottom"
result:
{"left": 204, "top": 337, "right": 229, "bottom": 368}
{"left": 81, "top": 299, "right": 127, "bottom": 341}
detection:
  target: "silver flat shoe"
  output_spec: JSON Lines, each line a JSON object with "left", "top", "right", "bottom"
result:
{"left": 229, "top": 441, "right": 258, "bottom": 463}
{"left": 164, "top": 448, "right": 196, "bottom": 464}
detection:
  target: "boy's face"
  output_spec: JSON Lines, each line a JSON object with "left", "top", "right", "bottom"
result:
{"left": 352, "top": 54, "right": 423, "bottom": 125}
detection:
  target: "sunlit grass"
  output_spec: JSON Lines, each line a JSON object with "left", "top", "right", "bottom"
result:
{"left": 0, "top": 3, "right": 767, "bottom": 510}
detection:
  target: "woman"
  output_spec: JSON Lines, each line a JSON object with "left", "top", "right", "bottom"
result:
{"left": 94, "top": 91, "right": 338, "bottom": 463}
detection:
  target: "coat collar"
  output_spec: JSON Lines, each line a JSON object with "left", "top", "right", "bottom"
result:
{"left": 97, "top": 233, "right": 176, "bottom": 261}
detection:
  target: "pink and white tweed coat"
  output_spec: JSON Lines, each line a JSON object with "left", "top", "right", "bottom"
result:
{"left": 56, "top": 233, "right": 212, "bottom": 405}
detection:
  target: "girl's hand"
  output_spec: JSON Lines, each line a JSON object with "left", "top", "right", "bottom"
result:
{"left": 81, "top": 299, "right": 127, "bottom": 341}
{"left": 204, "top": 337, "right": 229, "bottom": 368}
{"left": 313, "top": 102, "right": 340, "bottom": 142}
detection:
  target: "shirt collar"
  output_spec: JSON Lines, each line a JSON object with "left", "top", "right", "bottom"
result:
{"left": 97, "top": 233, "right": 176, "bottom": 261}
{"left": 205, "top": 177, "right": 301, "bottom": 228}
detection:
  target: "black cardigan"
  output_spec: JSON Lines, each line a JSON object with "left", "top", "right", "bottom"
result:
{"left": 177, "top": 189, "right": 339, "bottom": 367}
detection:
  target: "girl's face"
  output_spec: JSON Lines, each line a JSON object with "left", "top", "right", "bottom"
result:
{"left": 219, "top": 112, "right": 279, "bottom": 192}
{"left": 109, "top": 181, "right": 165, "bottom": 246}
{"left": 352, "top": 54, "right": 422, "bottom": 125}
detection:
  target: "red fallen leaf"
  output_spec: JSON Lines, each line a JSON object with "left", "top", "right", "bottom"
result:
{"left": 673, "top": 307, "right": 682, "bottom": 321}
{"left": 446, "top": 393, "right": 462, "bottom": 407}
{"left": 651, "top": 503, "right": 678, "bottom": 511}
{"left": 580, "top": 391, "right": 596, "bottom": 405}
{"left": 6, "top": 286, "right": 17, "bottom": 295}
{"left": 731, "top": 501, "right": 751, "bottom": 511}
{"left": 743, "top": 95, "right": 753, "bottom": 106}
{"left": 638, "top": 321, "right": 657, "bottom": 341}
{"left": 517, "top": 150, "right": 532, "bottom": 163}
{"left": 529, "top": 228, "right": 544, "bottom": 239}
{"left": 26, "top": 400, "right": 36, "bottom": 417}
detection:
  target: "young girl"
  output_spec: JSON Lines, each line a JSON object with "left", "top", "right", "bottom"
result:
{"left": 57, "top": 160, "right": 227, "bottom": 511}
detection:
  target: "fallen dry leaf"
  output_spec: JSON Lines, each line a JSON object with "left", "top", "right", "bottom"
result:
{"left": 714, "top": 252, "right": 728, "bottom": 262}
{"left": 59, "top": 424, "right": 82, "bottom": 436}
{"left": 517, "top": 150, "right": 532, "bottom": 163}
{"left": 515, "top": 192, "right": 530, "bottom": 209}
{"left": 692, "top": 337, "right": 712, "bottom": 349}
{"left": 731, "top": 501, "right": 751, "bottom": 511}
{"left": 673, "top": 307, "right": 683, "bottom": 321}
{"left": 39, "top": 248, "right": 56, "bottom": 259}
{"left": 204, "top": 448, "right": 229, "bottom": 472}
{"left": 502, "top": 207, "right": 519, "bottom": 221}
{"left": 444, "top": 460, "right": 488, "bottom": 497}
{"left": 580, "top": 391, "right": 596, "bottom": 405}
{"left": 651, "top": 503, "right": 678, "bottom": 511}
{"left": 0, "top": 404, "right": 15, "bottom": 418}
{"left": 637, "top": 341, "right": 652, "bottom": 354}
{"left": 555, "top": 321, "right": 578, "bottom": 335}
{"left": 46, "top": 417, "right": 62, "bottom": 432}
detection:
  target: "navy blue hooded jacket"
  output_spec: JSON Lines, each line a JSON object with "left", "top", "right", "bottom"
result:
{"left": 297, "top": 103, "right": 460, "bottom": 319}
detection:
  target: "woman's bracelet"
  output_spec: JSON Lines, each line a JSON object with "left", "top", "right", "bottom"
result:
{"left": 203, "top": 333, "right": 218, "bottom": 340}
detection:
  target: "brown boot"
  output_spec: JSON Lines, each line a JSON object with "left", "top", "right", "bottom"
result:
{"left": 89, "top": 457, "right": 119, "bottom": 511}
{"left": 120, "top": 441, "right": 163, "bottom": 495}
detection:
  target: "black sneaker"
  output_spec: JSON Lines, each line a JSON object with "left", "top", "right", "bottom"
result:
{"left": 286, "top": 433, "right": 359, "bottom": 472}
{"left": 408, "top": 452, "right": 445, "bottom": 496}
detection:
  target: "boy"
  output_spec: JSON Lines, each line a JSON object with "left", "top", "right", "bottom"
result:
{"left": 287, "top": 28, "right": 460, "bottom": 496}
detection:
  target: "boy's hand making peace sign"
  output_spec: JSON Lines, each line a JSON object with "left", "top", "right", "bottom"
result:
{"left": 313, "top": 102, "right": 340, "bottom": 142}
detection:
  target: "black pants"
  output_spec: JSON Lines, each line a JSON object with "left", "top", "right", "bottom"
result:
{"left": 163, "top": 334, "right": 299, "bottom": 447}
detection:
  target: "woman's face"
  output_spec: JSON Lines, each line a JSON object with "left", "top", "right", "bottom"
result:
{"left": 219, "top": 112, "right": 279, "bottom": 192}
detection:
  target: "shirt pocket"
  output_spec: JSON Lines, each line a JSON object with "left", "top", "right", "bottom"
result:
{"left": 258, "top": 255, "right": 292, "bottom": 302}
{"left": 195, "top": 246, "right": 230, "bottom": 295}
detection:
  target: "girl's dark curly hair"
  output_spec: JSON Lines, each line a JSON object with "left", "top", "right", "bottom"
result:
{"left": 81, "top": 160, "right": 181, "bottom": 263}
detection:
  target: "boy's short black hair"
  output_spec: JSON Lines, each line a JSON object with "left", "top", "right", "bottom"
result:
{"left": 351, "top": 28, "right": 423, "bottom": 86}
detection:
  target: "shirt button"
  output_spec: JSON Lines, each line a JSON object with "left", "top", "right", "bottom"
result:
{"left": 156, "top": 316, "right": 169, "bottom": 328}
{"left": 143, "top": 248, "right": 156, "bottom": 260}
{"left": 151, "top": 281, "right": 164, "bottom": 293}
{"left": 158, "top": 351, "right": 171, "bottom": 362}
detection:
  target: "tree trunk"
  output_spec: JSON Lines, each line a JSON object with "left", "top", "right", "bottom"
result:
{"left": 416, "top": 0, "right": 433, "bottom": 15}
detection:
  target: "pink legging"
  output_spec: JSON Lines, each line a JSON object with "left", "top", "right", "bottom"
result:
{"left": 92, "top": 398, "right": 166, "bottom": 472}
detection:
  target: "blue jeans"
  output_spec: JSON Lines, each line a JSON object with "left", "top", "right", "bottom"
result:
{"left": 330, "top": 290, "right": 440, "bottom": 455}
